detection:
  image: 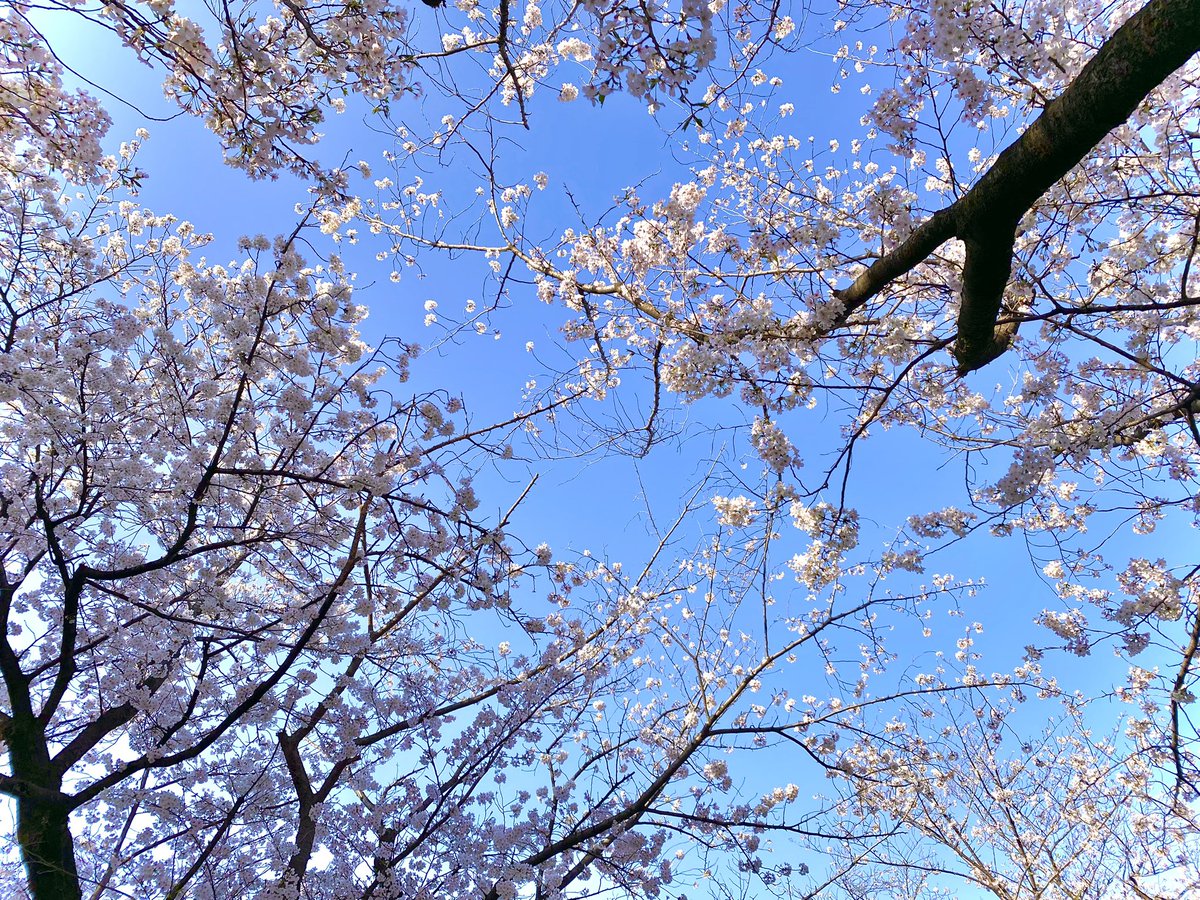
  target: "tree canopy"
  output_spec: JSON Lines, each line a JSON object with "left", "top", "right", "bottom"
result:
{"left": 2, "top": 0, "right": 1199, "bottom": 898}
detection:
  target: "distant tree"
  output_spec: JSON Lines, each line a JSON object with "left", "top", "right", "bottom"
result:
{"left": 818, "top": 687, "right": 1200, "bottom": 899}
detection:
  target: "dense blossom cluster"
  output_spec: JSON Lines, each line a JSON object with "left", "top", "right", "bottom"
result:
{"left": 0, "top": 11, "right": 111, "bottom": 181}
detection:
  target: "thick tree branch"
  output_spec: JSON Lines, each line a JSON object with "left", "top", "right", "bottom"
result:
{"left": 833, "top": 206, "right": 958, "bottom": 317}
{"left": 833, "top": 0, "right": 1200, "bottom": 373}
{"left": 51, "top": 676, "right": 166, "bottom": 776}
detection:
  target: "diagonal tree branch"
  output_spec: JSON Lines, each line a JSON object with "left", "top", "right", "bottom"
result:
{"left": 832, "top": 0, "right": 1200, "bottom": 373}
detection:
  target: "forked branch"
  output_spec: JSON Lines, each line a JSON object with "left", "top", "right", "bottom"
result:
{"left": 833, "top": 0, "right": 1200, "bottom": 373}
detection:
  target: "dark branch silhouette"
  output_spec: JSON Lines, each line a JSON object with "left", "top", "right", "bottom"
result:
{"left": 832, "top": 0, "right": 1200, "bottom": 373}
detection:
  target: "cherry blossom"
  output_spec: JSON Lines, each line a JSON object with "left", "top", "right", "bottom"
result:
{"left": 4, "top": 0, "right": 1200, "bottom": 897}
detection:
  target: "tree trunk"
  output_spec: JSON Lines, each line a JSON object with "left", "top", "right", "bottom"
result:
{"left": 9, "top": 716, "right": 81, "bottom": 900}
{"left": 18, "top": 797, "right": 81, "bottom": 900}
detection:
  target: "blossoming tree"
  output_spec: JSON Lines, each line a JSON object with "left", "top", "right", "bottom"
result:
{"left": 0, "top": 3, "right": 985, "bottom": 898}
{"left": 362, "top": 0, "right": 1200, "bottom": 892}
{"left": 3, "top": 0, "right": 1200, "bottom": 897}
{"left": 0, "top": 147, "right": 1012, "bottom": 900}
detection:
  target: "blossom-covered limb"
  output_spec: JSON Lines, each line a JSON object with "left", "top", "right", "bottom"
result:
{"left": 835, "top": 0, "right": 1200, "bottom": 372}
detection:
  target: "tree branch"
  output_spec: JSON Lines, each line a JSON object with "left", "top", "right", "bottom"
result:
{"left": 833, "top": 0, "right": 1200, "bottom": 373}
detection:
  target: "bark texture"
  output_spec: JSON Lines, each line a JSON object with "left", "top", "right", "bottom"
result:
{"left": 7, "top": 717, "right": 81, "bottom": 900}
